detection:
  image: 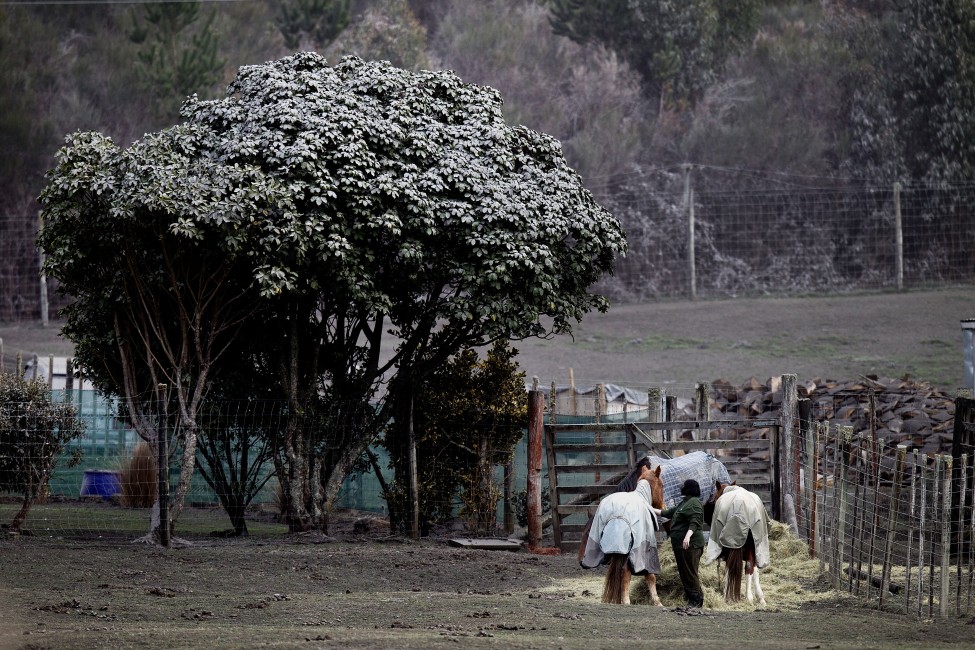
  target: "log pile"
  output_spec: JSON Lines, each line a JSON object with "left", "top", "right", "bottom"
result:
{"left": 708, "top": 374, "right": 957, "bottom": 456}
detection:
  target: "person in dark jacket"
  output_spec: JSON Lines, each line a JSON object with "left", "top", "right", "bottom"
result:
{"left": 654, "top": 478, "right": 706, "bottom": 608}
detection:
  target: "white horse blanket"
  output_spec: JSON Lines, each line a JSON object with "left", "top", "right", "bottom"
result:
{"left": 649, "top": 451, "right": 732, "bottom": 508}
{"left": 580, "top": 479, "right": 661, "bottom": 575}
{"left": 703, "top": 485, "right": 771, "bottom": 568}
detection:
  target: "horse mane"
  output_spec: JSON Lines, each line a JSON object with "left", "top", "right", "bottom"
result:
{"left": 616, "top": 457, "right": 653, "bottom": 492}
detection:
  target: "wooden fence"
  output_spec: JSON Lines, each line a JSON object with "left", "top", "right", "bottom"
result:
{"left": 794, "top": 396, "right": 974, "bottom": 618}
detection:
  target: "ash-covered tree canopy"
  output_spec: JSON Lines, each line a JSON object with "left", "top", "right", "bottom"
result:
{"left": 40, "top": 52, "right": 626, "bottom": 530}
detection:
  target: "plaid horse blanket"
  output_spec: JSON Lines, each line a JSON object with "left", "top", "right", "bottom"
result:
{"left": 702, "top": 485, "right": 771, "bottom": 568}
{"left": 648, "top": 451, "right": 732, "bottom": 508}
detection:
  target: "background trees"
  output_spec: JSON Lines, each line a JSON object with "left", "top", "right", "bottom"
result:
{"left": 5, "top": 0, "right": 975, "bottom": 321}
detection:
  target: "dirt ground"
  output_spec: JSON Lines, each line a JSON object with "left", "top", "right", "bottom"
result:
{"left": 2, "top": 516, "right": 975, "bottom": 650}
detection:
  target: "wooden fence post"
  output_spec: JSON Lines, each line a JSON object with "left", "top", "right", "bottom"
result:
{"left": 940, "top": 454, "right": 952, "bottom": 618}
{"left": 906, "top": 450, "right": 918, "bottom": 612}
{"left": 834, "top": 426, "right": 853, "bottom": 588}
{"left": 956, "top": 453, "right": 969, "bottom": 616}
{"left": 779, "top": 374, "right": 798, "bottom": 525}
{"left": 880, "top": 444, "right": 908, "bottom": 608}
{"left": 798, "top": 398, "right": 811, "bottom": 539}
{"left": 693, "top": 382, "right": 708, "bottom": 441}
{"left": 917, "top": 452, "right": 928, "bottom": 617}
{"left": 157, "top": 383, "right": 170, "bottom": 548}
{"left": 683, "top": 163, "right": 696, "bottom": 300}
{"left": 527, "top": 390, "right": 544, "bottom": 548}
{"left": 647, "top": 388, "right": 662, "bottom": 425}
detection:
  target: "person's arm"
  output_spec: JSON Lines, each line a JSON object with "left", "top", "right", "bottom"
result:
{"left": 683, "top": 499, "right": 704, "bottom": 549}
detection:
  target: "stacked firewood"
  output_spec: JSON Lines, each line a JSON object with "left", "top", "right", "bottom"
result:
{"left": 708, "top": 374, "right": 957, "bottom": 456}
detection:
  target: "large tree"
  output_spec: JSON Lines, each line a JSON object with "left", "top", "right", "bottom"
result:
{"left": 41, "top": 52, "right": 626, "bottom": 532}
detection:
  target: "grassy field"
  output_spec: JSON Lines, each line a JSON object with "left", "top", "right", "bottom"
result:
{"left": 3, "top": 286, "right": 972, "bottom": 390}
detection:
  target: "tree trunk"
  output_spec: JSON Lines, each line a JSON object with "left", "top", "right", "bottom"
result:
{"left": 168, "top": 425, "right": 199, "bottom": 527}
{"left": 9, "top": 491, "right": 34, "bottom": 533}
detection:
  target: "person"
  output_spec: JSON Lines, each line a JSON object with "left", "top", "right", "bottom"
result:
{"left": 654, "top": 478, "right": 705, "bottom": 608}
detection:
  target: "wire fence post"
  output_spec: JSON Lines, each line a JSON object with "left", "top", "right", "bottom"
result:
{"left": 893, "top": 181, "right": 903, "bottom": 290}
{"left": 683, "top": 163, "right": 696, "bottom": 300}
{"left": 156, "top": 383, "right": 170, "bottom": 548}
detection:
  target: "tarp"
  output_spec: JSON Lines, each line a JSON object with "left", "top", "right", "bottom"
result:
{"left": 649, "top": 451, "right": 732, "bottom": 508}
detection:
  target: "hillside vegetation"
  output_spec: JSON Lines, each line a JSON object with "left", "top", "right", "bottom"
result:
{"left": 3, "top": 0, "right": 974, "bottom": 319}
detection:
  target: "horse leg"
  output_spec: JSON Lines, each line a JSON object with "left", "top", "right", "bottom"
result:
{"left": 622, "top": 567, "right": 632, "bottom": 605}
{"left": 751, "top": 567, "right": 766, "bottom": 606}
{"left": 744, "top": 534, "right": 763, "bottom": 604}
{"left": 643, "top": 573, "right": 663, "bottom": 607}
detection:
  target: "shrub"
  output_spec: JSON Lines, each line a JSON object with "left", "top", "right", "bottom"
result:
{"left": 0, "top": 371, "right": 85, "bottom": 533}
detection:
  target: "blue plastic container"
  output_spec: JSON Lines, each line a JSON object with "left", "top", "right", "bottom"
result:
{"left": 80, "top": 469, "right": 121, "bottom": 500}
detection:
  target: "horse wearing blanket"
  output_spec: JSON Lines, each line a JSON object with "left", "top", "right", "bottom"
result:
{"left": 579, "top": 460, "right": 664, "bottom": 604}
{"left": 648, "top": 451, "right": 732, "bottom": 526}
{"left": 703, "top": 482, "right": 770, "bottom": 605}
{"left": 579, "top": 452, "right": 731, "bottom": 605}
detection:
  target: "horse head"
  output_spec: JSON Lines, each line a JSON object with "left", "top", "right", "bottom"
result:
{"left": 705, "top": 479, "right": 736, "bottom": 525}
{"left": 639, "top": 463, "right": 664, "bottom": 511}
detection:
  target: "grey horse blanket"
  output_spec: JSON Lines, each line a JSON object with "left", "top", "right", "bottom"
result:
{"left": 580, "top": 479, "right": 661, "bottom": 575}
{"left": 649, "top": 451, "right": 732, "bottom": 508}
{"left": 702, "top": 485, "right": 771, "bottom": 568}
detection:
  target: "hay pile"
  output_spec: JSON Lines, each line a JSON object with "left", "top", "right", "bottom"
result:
{"left": 558, "top": 520, "right": 833, "bottom": 610}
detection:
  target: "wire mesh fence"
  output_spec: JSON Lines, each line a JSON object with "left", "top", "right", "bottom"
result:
{"left": 792, "top": 402, "right": 973, "bottom": 619}
{"left": 4, "top": 177, "right": 975, "bottom": 322}
{"left": 595, "top": 175, "right": 975, "bottom": 301}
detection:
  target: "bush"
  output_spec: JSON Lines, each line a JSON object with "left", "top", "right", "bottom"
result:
{"left": 0, "top": 372, "right": 85, "bottom": 532}
{"left": 119, "top": 442, "right": 157, "bottom": 508}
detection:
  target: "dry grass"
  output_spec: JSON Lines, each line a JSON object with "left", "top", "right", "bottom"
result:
{"left": 117, "top": 442, "right": 157, "bottom": 508}
{"left": 548, "top": 520, "right": 832, "bottom": 610}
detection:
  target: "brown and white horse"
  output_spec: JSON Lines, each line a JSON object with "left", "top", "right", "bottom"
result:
{"left": 579, "top": 459, "right": 666, "bottom": 605}
{"left": 705, "top": 481, "right": 770, "bottom": 606}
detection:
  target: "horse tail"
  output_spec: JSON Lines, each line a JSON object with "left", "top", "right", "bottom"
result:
{"left": 602, "top": 554, "right": 628, "bottom": 604}
{"left": 725, "top": 547, "right": 743, "bottom": 602}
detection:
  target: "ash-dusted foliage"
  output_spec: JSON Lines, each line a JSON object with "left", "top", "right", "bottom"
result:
{"left": 40, "top": 52, "right": 624, "bottom": 532}
{"left": 0, "top": 373, "right": 84, "bottom": 533}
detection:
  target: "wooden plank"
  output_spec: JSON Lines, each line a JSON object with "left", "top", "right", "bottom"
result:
{"left": 634, "top": 439, "right": 773, "bottom": 452}
{"left": 552, "top": 464, "right": 629, "bottom": 475}
{"left": 556, "top": 505, "right": 611, "bottom": 515}
{"left": 551, "top": 443, "right": 631, "bottom": 454}
{"left": 448, "top": 538, "right": 522, "bottom": 551}
{"left": 547, "top": 419, "right": 778, "bottom": 432}
{"left": 556, "top": 485, "right": 619, "bottom": 496}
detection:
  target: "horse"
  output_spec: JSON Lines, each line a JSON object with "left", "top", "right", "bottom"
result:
{"left": 703, "top": 481, "right": 770, "bottom": 606}
{"left": 578, "top": 459, "right": 665, "bottom": 605}
{"left": 646, "top": 451, "right": 732, "bottom": 526}
{"left": 578, "top": 451, "right": 732, "bottom": 606}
